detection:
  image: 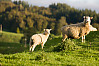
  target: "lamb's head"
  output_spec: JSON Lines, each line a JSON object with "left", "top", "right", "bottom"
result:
{"left": 44, "top": 29, "right": 52, "bottom": 35}
{"left": 83, "top": 16, "right": 93, "bottom": 26}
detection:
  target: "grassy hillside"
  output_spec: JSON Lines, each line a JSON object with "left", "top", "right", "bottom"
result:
{"left": 86, "top": 31, "right": 99, "bottom": 42}
{"left": 0, "top": 31, "right": 23, "bottom": 43}
{"left": 0, "top": 31, "right": 99, "bottom": 66}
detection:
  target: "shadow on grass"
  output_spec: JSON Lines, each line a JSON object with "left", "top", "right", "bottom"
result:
{"left": 44, "top": 37, "right": 62, "bottom": 52}
{"left": 32, "top": 37, "right": 62, "bottom": 52}
{"left": 0, "top": 36, "right": 99, "bottom": 54}
{"left": 0, "top": 42, "right": 29, "bottom": 54}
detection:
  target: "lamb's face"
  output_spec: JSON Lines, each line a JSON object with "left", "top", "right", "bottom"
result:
{"left": 83, "top": 16, "right": 93, "bottom": 25}
{"left": 44, "top": 29, "right": 52, "bottom": 34}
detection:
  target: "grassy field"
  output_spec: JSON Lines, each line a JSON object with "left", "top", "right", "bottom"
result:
{"left": 0, "top": 31, "right": 23, "bottom": 43}
{"left": 0, "top": 31, "right": 99, "bottom": 66}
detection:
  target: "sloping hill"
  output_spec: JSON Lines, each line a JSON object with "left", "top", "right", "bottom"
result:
{"left": 0, "top": 31, "right": 23, "bottom": 43}
{"left": 86, "top": 31, "right": 99, "bottom": 42}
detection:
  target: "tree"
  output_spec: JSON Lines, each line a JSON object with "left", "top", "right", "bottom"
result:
{"left": 56, "top": 16, "right": 68, "bottom": 35}
{"left": 42, "top": 20, "right": 48, "bottom": 30}
{"left": 0, "top": 0, "right": 11, "bottom": 1}
{"left": 27, "top": 17, "right": 34, "bottom": 28}
{"left": 16, "top": 27, "right": 20, "bottom": 33}
{"left": 19, "top": 19, "right": 25, "bottom": 29}
{"left": 23, "top": 27, "right": 37, "bottom": 43}
{"left": 36, "top": 19, "right": 43, "bottom": 31}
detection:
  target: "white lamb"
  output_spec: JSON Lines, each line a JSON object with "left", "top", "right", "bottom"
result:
{"left": 29, "top": 29, "right": 52, "bottom": 51}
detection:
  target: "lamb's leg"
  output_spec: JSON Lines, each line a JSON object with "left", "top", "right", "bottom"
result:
{"left": 62, "top": 34, "right": 68, "bottom": 42}
{"left": 82, "top": 35, "right": 85, "bottom": 43}
{"left": 29, "top": 46, "right": 32, "bottom": 51}
{"left": 82, "top": 36, "right": 84, "bottom": 42}
{"left": 29, "top": 38, "right": 32, "bottom": 51}
{"left": 41, "top": 43, "right": 43, "bottom": 49}
{"left": 32, "top": 44, "right": 37, "bottom": 52}
{"left": 41, "top": 42, "right": 45, "bottom": 49}
{"left": 83, "top": 35, "right": 85, "bottom": 43}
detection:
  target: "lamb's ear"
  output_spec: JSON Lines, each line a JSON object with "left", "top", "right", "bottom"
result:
{"left": 90, "top": 17, "right": 93, "bottom": 19}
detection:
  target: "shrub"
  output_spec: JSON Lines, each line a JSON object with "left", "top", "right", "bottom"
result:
{"left": 48, "top": 34, "right": 55, "bottom": 40}
{"left": 35, "top": 52, "right": 48, "bottom": 61}
{"left": 54, "top": 39, "right": 81, "bottom": 52}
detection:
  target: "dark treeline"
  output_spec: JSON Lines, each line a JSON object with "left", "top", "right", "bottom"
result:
{"left": 0, "top": 0, "right": 99, "bottom": 35}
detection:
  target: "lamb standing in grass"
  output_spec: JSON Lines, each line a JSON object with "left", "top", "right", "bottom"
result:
{"left": 82, "top": 25, "right": 97, "bottom": 42}
{"left": 29, "top": 29, "right": 52, "bottom": 52}
{"left": 61, "top": 16, "right": 93, "bottom": 42}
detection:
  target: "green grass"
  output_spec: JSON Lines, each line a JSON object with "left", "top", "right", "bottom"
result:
{"left": 0, "top": 31, "right": 23, "bottom": 43}
{"left": 0, "top": 31, "right": 99, "bottom": 66}
{"left": 86, "top": 31, "right": 99, "bottom": 42}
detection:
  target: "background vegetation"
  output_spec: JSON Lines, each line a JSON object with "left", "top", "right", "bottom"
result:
{"left": 0, "top": 0, "right": 99, "bottom": 35}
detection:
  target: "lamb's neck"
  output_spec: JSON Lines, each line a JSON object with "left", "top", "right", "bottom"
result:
{"left": 44, "top": 34, "right": 49, "bottom": 37}
{"left": 43, "top": 34, "right": 49, "bottom": 40}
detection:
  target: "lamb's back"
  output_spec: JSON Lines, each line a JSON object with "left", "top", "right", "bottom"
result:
{"left": 31, "top": 34, "right": 41, "bottom": 44}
